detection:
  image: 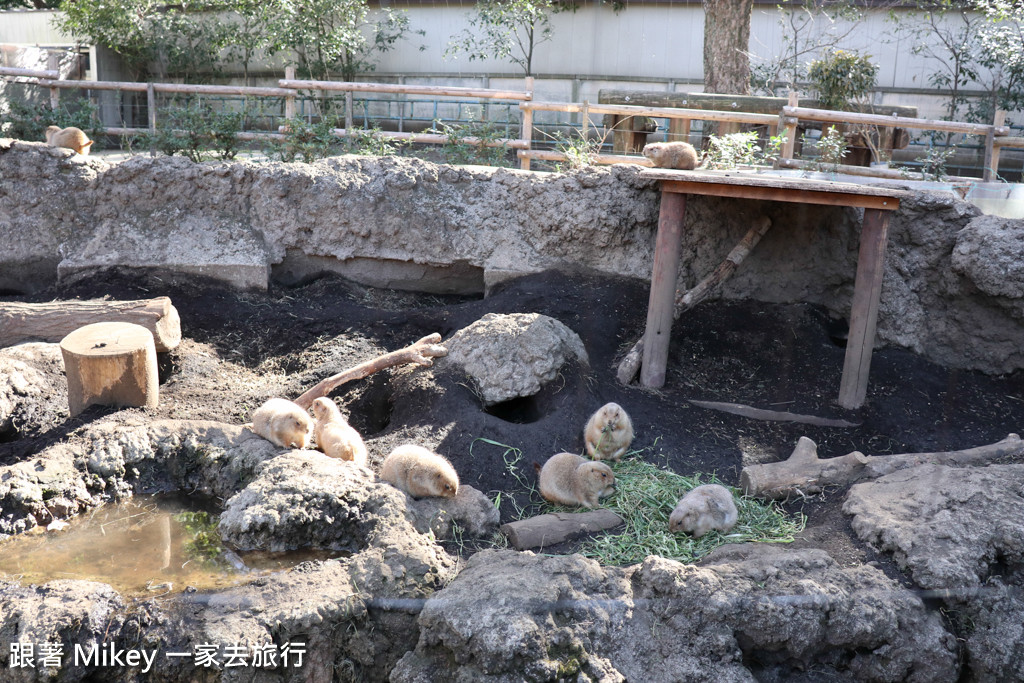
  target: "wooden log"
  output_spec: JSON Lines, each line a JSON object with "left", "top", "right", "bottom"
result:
{"left": 500, "top": 509, "right": 624, "bottom": 550}
{"left": 293, "top": 333, "right": 447, "bottom": 409}
{"left": 740, "top": 433, "right": 1024, "bottom": 500}
{"left": 688, "top": 400, "right": 861, "bottom": 428}
{"left": 984, "top": 111, "right": 1007, "bottom": 182}
{"left": 278, "top": 79, "right": 531, "bottom": 101}
{"left": 0, "top": 66, "right": 60, "bottom": 80}
{"left": 618, "top": 215, "right": 772, "bottom": 385}
{"left": 0, "top": 297, "right": 181, "bottom": 352}
{"left": 783, "top": 105, "right": 1010, "bottom": 137}
{"left": 60, "top": 322, "right": 159, "bottom": 417}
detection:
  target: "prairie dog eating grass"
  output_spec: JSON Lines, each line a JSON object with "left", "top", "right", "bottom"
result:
{"left": 381, "top": 444, "right": 459, "bottom": 499}
{"left": 538, "top": 452, "right": 616, "bottom": 509}
{"left": 250, "top": 398, "right": 313, "bottom": 450}
{"left": 45, "top": 126, "right": 94, "bottom": 155}
{"left": 669, "top": 484, "right": 738, "bottom": 538}
{"left": 311, "top": 397, "right": 367, "bottom": 465}
{"left": 584, "top": 402, "right": 634, "bottom": 461}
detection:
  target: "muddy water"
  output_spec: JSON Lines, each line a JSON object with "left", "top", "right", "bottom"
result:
{"left": 0, "top": 496, "right": 338, "bottom": 597}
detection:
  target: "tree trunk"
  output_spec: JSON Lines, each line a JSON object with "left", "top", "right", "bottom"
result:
{"left": 60, "top": 322, "right": 159, "bottom": 417}
{"left": 702, "top": 0, "right": 753, "bottom": 96}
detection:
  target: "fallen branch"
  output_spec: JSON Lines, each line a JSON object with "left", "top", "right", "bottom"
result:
{"left": 500, "top": 509, "right": 624, "bottom": 550}
{"left": 617, "top": 216, "right": 773, "bottom": 384}
{"left": 689, "top": 400, "right": 861, "bottom": 428}
{"left": 293, "top": 333, "right": 447, "bottom": 410}
{"left": 740, "top": 433, "right": 1024, "bottom": 500}
{"left": 0, "top": 297, "right": 181, "bottom": 352}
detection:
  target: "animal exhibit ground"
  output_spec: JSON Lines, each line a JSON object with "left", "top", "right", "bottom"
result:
{"left": 5, "top": 267, "right": 1024, "bottom": 581}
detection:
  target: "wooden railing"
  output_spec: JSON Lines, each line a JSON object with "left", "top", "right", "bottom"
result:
{"left": 3, "top": 64, "right": 1020, "bottom": 180}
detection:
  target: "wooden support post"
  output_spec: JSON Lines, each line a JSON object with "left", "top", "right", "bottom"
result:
{"left": 284, "top": 66, "right": 296, "bottom": 121}
{"left": 519, "top": 76, "right": 534, "bottom": 170}
{"left": 838, "top": 207, "right": 891, "bottom": 409}
{"left": 345, "top": 91, "right": 354, "bottom": 151}
{"left": 147, "top": 82, "right": 157, "bottom": 158}
{"left": 60, "top": 322, "right": 159, "bottom": 417}
{"left": 47, "top": 53, "right": 60, "bottom": 110}
{"left": 780, "top": 91, "right": 799, "bottom": 162}
{"left": 984, "top": 110, "right": 1007, "bottom": 182}
{"left": 668, "top": 118, "right": 691, "bottom": 143}
{"left": 640, "top": 191, "right": 687, "bottom": 388}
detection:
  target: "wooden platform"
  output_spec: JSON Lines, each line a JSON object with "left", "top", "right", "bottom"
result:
{"left": 636, "top": 169, "right": 911, "bottom": 410}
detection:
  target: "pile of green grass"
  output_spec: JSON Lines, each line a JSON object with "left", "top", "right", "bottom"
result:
{"left": 549, "top": 456, "right": 805, "bottom": 566}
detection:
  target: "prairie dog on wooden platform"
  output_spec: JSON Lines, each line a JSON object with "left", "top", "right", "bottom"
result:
{"left": 311, "top": 397, "right": 367, "bottom": 465}
{"left": 539, "top": 452, "right": 616, "bottom": 509}
{"left": 669, "top": 484, "right": 738, "bottom": 538}
{"left": 381, "top": 444, "right": 459, "bottom": 499}
{"left": 45, "top": 126, "right": 94, "bottom": 155}
{"left": 642, "top": 141, "right": 700, "bottom": 170}
{"left": 250, "top": 398, "right": 312, "bottom": 450}
{"left": 584, "top": 402, "right": 634, "bottom": 461}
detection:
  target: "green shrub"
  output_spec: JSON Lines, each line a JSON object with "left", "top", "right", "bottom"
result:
{"left": 808, "top": 49, "right": 878, "bottom": 111}
{"left": 265, "top": 117, "right": 340, "bottom": 163}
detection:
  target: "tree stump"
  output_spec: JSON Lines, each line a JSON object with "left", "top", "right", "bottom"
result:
{"left": 60, "top": 322, "right": 159, "bottom": 417}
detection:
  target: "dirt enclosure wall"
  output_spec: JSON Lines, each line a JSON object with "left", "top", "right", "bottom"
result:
{"left": 2, "top": 138, "right": 1022, "bottom": 374}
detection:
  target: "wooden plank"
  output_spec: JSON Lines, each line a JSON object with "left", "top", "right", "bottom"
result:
{"left": 0, "top": 66, "right": 59, "bottom": 79}
{"left": 598, "top": 90, "right": 919, "bottom": 119}
{"left": 784, "top": 105, "right": 1010, "bottom": 137}
{"left": 838, "top": 208, "right": 892, "bottom": 409}
{"left": 517, "top": 149, "right": 654, "bottom": 166}
{"left": 38, "top": 78, "right": 149, "bottom": 92}
{"left": 522, "top": 100, "right": 777, "bottom": 125}
{"left": 993, "top": 137, "right": 1024, "bottom": 149}
{"left": 655, "top": 179, "right": 905, "bottom": 210}
{"left": 640, "top": 192, "right": 688, "bottom": 388}
{"left": 278, "top": 79, "right": 530, "bottom": 101}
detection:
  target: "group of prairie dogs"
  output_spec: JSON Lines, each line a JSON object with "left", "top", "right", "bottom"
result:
{"left": 539, "top": 401, "right": 738, "bottom": 538}
{"left": 249, "top": 396, "right": 459, "bottom": 500}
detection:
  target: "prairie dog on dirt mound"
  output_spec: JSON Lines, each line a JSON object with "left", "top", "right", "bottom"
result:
{"left": 311, "top": 397, "right": 368, "bottom": 465}
{"left": 584, "top": 402, "right": 634, "bottom": 461}
{"left": 538, "top": 452, "right": 616, "bottom": 509}
{"left": 250, "top": 398, "right": 312, "bottom": 449}
{"left": 669, "top": 484, "right": 738, "bottom": 538}
{"left": 381, "top": 445, "right": 459, "bottom": 499}
{"left": 45, "top": 126, "right": 94, "bottom": 155}
{"left": 642, "top": 141, "right": 700, "bottom": 170}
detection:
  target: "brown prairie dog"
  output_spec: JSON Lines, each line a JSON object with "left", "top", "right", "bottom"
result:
{"left": 250, "top": 398, "right": 312, "bottom": 449}
{"left": 669, "top": 484, "right": 738, "bottom": 538}
{"left": 538, "top": 452, "right": 615, "bottom": 509}
{"left": 642, "top": 141, "right": 700, "bottom": 170}
{"left": 45, "top": 126, "right": 94, "bottom": 155}
{"left": 584, "top": 402, "right": 634, "bottom": 461}
{"left": 381, "top": 444, "right": 459, "bottom": 499}
{"left": 310, "top": 397, "right": 367, "bottom": 465}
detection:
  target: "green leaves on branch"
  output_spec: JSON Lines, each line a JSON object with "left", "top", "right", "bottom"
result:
{"left": 444, "top": 0, "right": 560, "bottom": 76}
{"left": 807, "top": 49, "right": 877, "bottom": 111}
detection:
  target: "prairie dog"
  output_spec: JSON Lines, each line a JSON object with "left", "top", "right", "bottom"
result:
{"left": 584, "top": 402, "right": 634, "bottom": 461}
{"left": 539, "top": 452, "right": 615, "bottom": 509}
{"left": 45, "top": 126, "right": 94, "bottom": 155}
{"left": 311, "top": 397, "right": 367, "bottom": 465}
{"left": 381, "top": 445, "right": 459, "bottom": 499}
{"left": 642, "top": 141, "right": 699, "bottom": 170}
{"left": 250, "top": 398, "right": 312, "bottom": 450}
{"left": 669, "top": 484, "right": 738, "bottom": 538}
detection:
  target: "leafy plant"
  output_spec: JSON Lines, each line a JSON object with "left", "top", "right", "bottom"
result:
{"left": 548, "top": 128, "right": 605, "bottom": 171}
{"left": 0, "top": 97, "right": 104, "bottom": 147}
{"left": 911, "top": 146, "right": 957, "bottom": 181}
{"left": 702, "top": 131, "right": 785, "bottom": 170}
{"left": 135, "top": 104, "right": 244, "bottom": 162}
{"left": 431, "top": 114, "right": 512, "bottom": 167}
{"left": 348, "top": 126, "right": 407, "bottom": 156}
{"left": 807, "top": 49, "right": 878, "bottom": 112}
{"left": 445, "top": 0, "right": 559, "bottom": 76}
{"left": 266, "top": 116, "right": 341, "bottom": 162}
{"left": 803, "top": 126, "right": 849, "bottom": 173}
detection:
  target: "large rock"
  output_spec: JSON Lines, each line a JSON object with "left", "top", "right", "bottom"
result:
{"left": 0, "top": 342, "right": 67, "bottom": 439}
{"left": 843, "top": 463, "right": 1024, "bottom": 589}
{"left": 392, "top": 545, "right": 958, "bottom": 682}
{"left": 951, "top": 214, "right": 1024, "bottom": 299}
{"left": 441, "top": 312, "right": 589, "bottom": 406}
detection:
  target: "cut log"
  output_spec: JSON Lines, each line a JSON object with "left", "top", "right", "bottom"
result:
{"left": 500, "top": 509, "right": 624, "bottom": 550}
{"left": 618, "top": 216, "right": 773, "bottom": 385}
{"left": 293, "top": 333, "right": 447, "bottom": 410}
{"left": 60, "top": 322, "right": 159, "bottom": 417}
{"left": 0, "top": 298, "right": 181, "bottom": 352}
{"left": 688, "top": 400, "right": 861, "bottom": 427}
{"left": 740, "top": 433, "right": 1024, "bottom": 500}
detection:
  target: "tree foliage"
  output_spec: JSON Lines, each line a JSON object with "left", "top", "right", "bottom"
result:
{"left": 445, "top": 0, "right": 559, "bottom": 77}
{"left": 807, "top": 49, "right": 878, "bottom": 111}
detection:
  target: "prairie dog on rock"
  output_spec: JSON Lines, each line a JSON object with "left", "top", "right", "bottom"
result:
{"left": 584, "top": 403, "right": 634, "bottom": 461}
{"left": 45, "top": 126, "right": 94, "bottom": 155}
{"left": 311, "top": 397, "right": 367, "bottom": 465}
{"left": 669, "top": 484, "right": 738, "bottom": 538}
{"left": 539, "top": 452, "right": 616, "bottom": 509}
{"left": 381, "top": 445, "right": 459, "bottom": 499}
{"left": 642, "top": 141, "right": 699, "bottom": 170}
{"left": 251, "top": 398, "right": 312, "bottom": 449}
